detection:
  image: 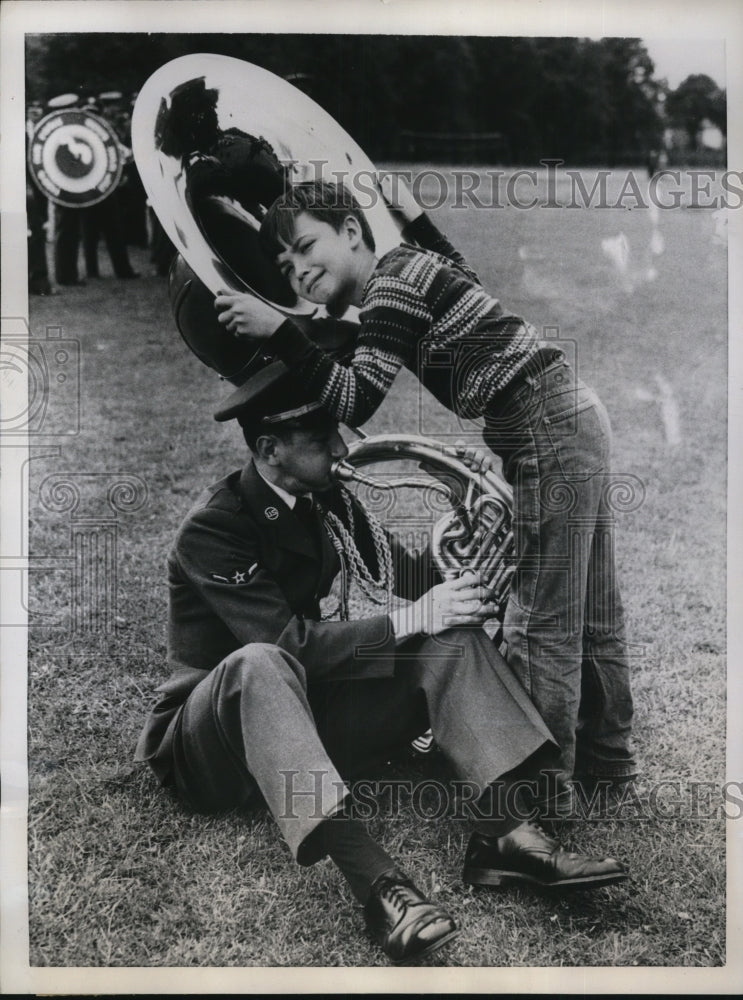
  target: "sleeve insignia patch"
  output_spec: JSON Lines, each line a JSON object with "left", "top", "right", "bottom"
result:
{"left": 210, "top": 562, "right": 258, "bottom": 585}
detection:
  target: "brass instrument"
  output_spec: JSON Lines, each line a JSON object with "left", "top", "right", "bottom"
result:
{"left": 133, "top": 54, "right": 514, "bottom": 615}
{"left": 333, "top": 433, "right": 514, "bottom": 615}
{"left": 132, "top": 53, "right": 402, "bottom": 301}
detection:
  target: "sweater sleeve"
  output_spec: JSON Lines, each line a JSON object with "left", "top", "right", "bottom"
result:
{"left": 402, "top": 213, "right": 482, "bottom": 285}
{"left": 267, "top": 272, "right": 432, "bottom": 427}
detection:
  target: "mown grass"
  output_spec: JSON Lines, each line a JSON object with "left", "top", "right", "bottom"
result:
{"left": 24, "top": 167, "right": 727, "bottom": 968}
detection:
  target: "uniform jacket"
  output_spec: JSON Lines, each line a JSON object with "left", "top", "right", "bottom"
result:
{"left": 135, "top": 460, "right": 439, "bottom": 779}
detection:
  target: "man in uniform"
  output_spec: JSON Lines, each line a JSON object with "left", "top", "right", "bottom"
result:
{"left": 135, "top": 363, "right": 628, "bottom": 965}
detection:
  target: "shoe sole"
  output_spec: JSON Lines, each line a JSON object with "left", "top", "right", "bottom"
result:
{"left": 389, "top": 927, "right": 460, "bottom": 966}
{"left": 463, "top": 866, "right": 629, "bottom": 890}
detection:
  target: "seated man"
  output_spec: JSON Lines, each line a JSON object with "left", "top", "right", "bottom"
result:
{"left": 135, "top": 363, "right": 627, "bottom": 965}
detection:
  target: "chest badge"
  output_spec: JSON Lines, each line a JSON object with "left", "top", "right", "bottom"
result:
{"left": 264, "top": 506, "right": 279, "bottom": 521}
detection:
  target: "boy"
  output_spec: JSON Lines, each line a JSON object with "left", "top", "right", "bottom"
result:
{"left": 214, "top": 178, "right": 637, "bottom": 800}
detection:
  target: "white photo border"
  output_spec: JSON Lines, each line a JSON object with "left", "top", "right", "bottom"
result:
{"left": 2, "top": 0, "right": 742, "bottom": 993}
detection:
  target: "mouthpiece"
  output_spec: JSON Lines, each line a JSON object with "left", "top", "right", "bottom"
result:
{"left": 331, "top": 460, "right": 392, "bottom": 489}
{"left": 331, "top": 460, "right": 357, "bottom": 481}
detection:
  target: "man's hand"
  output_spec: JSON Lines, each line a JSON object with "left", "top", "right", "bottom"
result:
{"left": 389, "top": 570, "right": 497, "bottom": 640}
{"left": 215, "top": 291, "right": 284, "bottom": 339}
{"left": 378, "top": 172, "right": 423, "bottom": 224}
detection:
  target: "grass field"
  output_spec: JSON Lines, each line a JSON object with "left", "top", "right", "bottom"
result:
{"left": 23, "top": 166, "right": 728, "bottom": 969}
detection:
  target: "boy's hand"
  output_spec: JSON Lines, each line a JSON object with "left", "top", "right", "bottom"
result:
{"left": 215, "top": 291, "right": 284, "bottom": 339}
{"left": 378, "top": 172, "right": 423, "bottom": 224}
{"left": 418, "top": 441, "right": 498, "bottom": 493}
{"left": 444, "top": 440, "right": 498, "bottom": 476}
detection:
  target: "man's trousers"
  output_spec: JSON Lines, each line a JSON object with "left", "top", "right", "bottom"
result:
{"left": 164, "top": 629, "right": 557, "bottom": 865}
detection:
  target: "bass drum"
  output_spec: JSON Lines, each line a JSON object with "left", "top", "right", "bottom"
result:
{"left": 27, "top": 108, "right": 124, "bottom": 208}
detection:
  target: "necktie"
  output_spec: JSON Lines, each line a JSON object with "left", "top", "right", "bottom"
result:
{"left": 294, "top": 496, "right": 321, "bottom": 553}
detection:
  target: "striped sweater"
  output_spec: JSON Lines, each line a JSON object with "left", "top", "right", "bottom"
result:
{"left": 267, "top": 214, "right": 541, "bottom": 425}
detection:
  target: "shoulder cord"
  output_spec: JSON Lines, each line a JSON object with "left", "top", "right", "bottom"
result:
{"left": 317, "top": 486, "right": 394, "bottom": 620}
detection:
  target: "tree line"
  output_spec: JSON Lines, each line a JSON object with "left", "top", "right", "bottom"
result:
{"left": 25, "top": 33, "right": 726, "bottom": 165}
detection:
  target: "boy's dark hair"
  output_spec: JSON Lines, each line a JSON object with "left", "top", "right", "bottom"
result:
{"left": 260, "top": 179, "right": 376, "bottom": 259}
{"left": 238, "top": 406, "right": 335, "bottom": 453}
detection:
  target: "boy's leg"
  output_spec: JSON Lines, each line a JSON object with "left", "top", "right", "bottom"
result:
{"left": 485, "top": 363, "right": 636, "bottom": 792}
{"left": 575, "top": 485, "right": 636, "bottom": 782}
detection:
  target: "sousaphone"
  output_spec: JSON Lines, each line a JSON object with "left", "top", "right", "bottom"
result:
{"left": 132, "top": 54, "right": 514, "bottom": 615}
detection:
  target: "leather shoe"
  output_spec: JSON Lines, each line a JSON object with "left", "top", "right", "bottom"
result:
{"left": 364, "top": 871, "right": 459, "bottom": 964}
{"left": 463, "top": 821, "right": 628, "bottom": 890}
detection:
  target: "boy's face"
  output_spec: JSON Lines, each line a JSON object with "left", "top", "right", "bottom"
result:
{"left": 275, "top": 212, "right": 361, "bottom": 310}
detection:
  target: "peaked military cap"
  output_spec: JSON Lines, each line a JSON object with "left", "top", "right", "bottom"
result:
{"left": 47, "top": 93, "right": 80, "bottom": 109}
{"left": 213, "top": 359, "right": 324, "bottom": 425}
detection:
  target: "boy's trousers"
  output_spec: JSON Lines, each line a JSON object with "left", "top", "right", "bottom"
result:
{"left": 484, "top": 358, "right": 637, "bottom": 791}
{"left": 159, "top": 629, "right": 557, "bottom": 864}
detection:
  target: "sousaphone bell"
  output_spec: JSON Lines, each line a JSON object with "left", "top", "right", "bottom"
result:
{"left": 132, "top": 53, "right": 402, "bottom": 384}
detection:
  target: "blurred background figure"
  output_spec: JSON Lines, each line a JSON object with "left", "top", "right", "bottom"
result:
{"left": 117, "top": 91, "right": 149, "bottom": 250}
{"left": 48, "top": 92, "right": 88, "bottom": 286}
{"left": 25, "top": 100, "right": 44, "bottom": 136}
{"left": 81, "top": 90, "right": 139, "bottom": 280}
{"left": 26, "top": 99, "right": 53, "bottom": 295}
{"left": 149, "top": 210, "right": 177, "bottom": 276}
{"left": 646, "top": 146, "right": 669, "bottom": 179}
